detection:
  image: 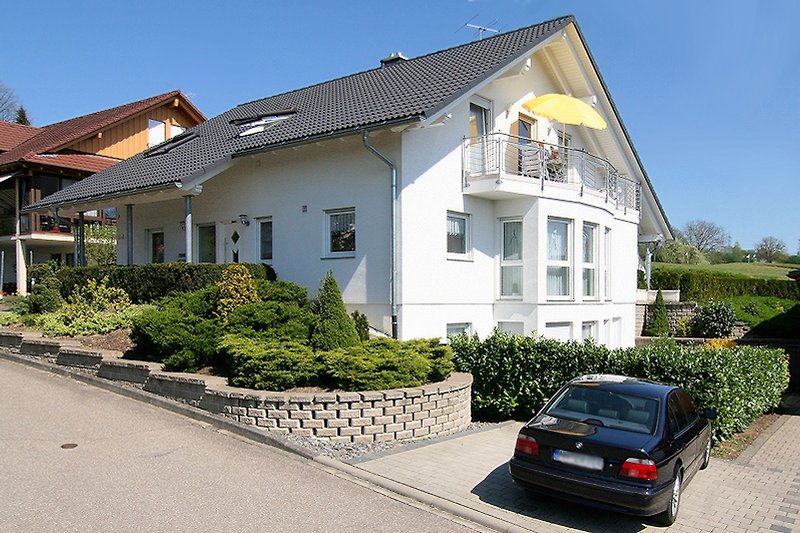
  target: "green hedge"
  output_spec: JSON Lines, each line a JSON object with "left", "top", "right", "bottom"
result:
{"left": 29, "top": 262, "right": 276, "bottom": 304}
{"left": 451, "top": 331, "right": 788, "bottom": 440}
{"left": 648, "top": 267, "right": 800, "bottom": 302}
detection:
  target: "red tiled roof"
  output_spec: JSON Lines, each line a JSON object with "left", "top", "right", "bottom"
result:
{"left": 24, "top": 154, "right": 121, "bottom": 173}
{"left": 0, "top": 122, "right": 42, "bottom": 152}
{"left": 0, "top": 90, "right": 205, "bottom": 171}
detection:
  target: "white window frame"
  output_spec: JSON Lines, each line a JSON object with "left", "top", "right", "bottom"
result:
{"left": 604, "top": 227, "right": 612, "bottom": 300}
{"left": 497, "top": 321, "right": 525, "bottom": 336}
{"left": 446, "top": 211, "right": 471, "bottom": 260}
{"left": 582, "top": 222, "right": 599, "bottom": 300}
{"left": 446, "top": 322, "right": 473, "bottom": 338}
{"left": 500, "top": 219, "right": 523, "bottom": 299}
{"left": 582, "top": 321, "right": 598, "bottom": 342}
{"left": 545, "top": 322, "right": 572, "bottom": 342}
{"left": 546, "top": 217, "right": 573, "bottom": 300}
{"left": 324, "top": 208, "right": 356, "bottom": 258}
{"left": 258, "top": 216, "right": 273, "bottom": 263}
{"left": 467, "top": 96, "right": 493, "bottom": 175}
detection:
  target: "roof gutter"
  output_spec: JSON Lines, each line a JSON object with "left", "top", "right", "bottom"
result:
{"left": 362, "top": 130, "right": 398, "bottom": 339}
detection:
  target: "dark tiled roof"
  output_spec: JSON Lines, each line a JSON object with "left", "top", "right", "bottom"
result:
{"left": 0, "top": 121, "right": 42, "bottom": 152}
{"left": 30, "top": 16, "right": 574, "bottom": 209}
{"left": 0, "top": 90, "right": 205, "bottom": 171}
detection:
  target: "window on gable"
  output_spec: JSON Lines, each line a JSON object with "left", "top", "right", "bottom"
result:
{"left": 171, "top": 124, "right": 186, "bottom": 137}
{"left": 148, "top": 119, "right": 166, "bottom": 147}
{"left": 447, "top": 211, "right": 470, "bottom": 257}
{"left": 326, "top": 208, "right": 355, "bottom": 257}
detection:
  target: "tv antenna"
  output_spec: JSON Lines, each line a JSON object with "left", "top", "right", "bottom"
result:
{"left": 463, "top": 17, "right": 500, "bottom": 40}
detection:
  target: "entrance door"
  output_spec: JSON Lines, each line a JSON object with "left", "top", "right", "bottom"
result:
{"left": 223, "top": 221, "right": 245, "bottom": 263}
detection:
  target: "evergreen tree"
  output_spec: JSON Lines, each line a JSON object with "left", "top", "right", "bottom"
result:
{"left": 14, "top": 106, "right": 30, "bottom": 125}
{"left": 644, "top": 289, "right": 671, "bottom": 337}
{"left": 310, "top": 272, "right": 359, "bottom": 351}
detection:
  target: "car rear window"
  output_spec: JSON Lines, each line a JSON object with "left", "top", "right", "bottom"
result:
{"left": 546, "top": 386, "right": 659, "bottom": 435}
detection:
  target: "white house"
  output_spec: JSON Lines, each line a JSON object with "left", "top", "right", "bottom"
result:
{"left": 28, "top": 16, "right": 672, "bottom": 346}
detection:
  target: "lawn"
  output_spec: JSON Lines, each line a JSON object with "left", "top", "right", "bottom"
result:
{"left": 654, "top": 262, "right": 798, "bottom": 280}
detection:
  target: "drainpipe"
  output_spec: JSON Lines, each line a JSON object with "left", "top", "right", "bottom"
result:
{"left": 362, "top": 130, "right": 398, "bottom": 339}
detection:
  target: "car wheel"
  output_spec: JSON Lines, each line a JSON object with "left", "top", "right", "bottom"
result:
{"left": 657, "top": 472, "right": 682, "bottom": 526}
{"left": 700, "top": 436, "right": 712, "bottom": 470}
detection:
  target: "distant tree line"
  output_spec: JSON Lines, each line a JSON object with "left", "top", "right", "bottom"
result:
{"left": 655, "top": 219, "right": 798, "bottom": 265}
{"left": 1, "top": 81, "right": 31, "bottom": 125}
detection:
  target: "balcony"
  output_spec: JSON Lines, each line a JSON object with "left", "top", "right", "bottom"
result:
{"left": 462, "top": 133, "right": 640, "bottom": 213}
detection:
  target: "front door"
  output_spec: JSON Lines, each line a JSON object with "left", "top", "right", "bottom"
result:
{"left": 223, "top": 221, "right": 245, "bottom": 263}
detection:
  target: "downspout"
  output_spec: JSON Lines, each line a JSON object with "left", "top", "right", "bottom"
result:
{"left": 362, "top": 130, "right": 398, "bottom": 339}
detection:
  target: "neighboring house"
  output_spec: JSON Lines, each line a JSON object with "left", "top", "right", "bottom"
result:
{"left": 0, "top": 91, "right": 205, "bottom": 294}
{"left": 28, "top": 16, "right": 672, "bottom": 346}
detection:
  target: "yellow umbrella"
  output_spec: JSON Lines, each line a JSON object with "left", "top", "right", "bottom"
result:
{"left": 522, "top": 93, "right": 607, "bottom": 147}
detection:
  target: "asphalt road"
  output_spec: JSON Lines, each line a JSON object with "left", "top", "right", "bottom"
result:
{"left": 0, "top": 358, "right": 479, "bottom": 532}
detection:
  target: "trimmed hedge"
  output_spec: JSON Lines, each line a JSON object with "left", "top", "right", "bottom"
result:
{"left": 451, "top": 331, "right": 788, "bottom": 440}
{"left": 648, "top": 267, "right": 800, "bottom": 301}
{"left": 29, "top": 262, "right": 276, "bottom": 304}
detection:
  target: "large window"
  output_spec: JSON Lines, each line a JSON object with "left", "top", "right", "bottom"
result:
{"left": 326, "top": 208, "right": 355, "bottom": 257}
{"left": 259, "top": 217, "right": 273, "bottom": 262}
{"left": 468, "top": 99, "right": 491, "bottom": 174}
{"left": 148, "top": 119, "right": 166, "bottom": 147}
{"left": 604, "top": 227, "right": 612, "bottom": 300}
{"left": 582, "top": 223, "right": 598, "bottom": 299}
{"left": 197, "top": 224, "right": 216, "bottom": 263}
{"left": 447, "top": 212, "right": 470, "bottom": 257}
{"left": 500, "top": 220, "right": 522, "bottom": 297}
{"left": 547, "top": 218, "right": 571, "bottom": 298}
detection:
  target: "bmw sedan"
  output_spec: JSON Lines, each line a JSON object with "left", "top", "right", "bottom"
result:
{"left": 509, "top": 374, "right": 715, "bottom": 525}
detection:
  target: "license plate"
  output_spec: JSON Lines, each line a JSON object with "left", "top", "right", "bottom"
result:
{"left": 553, "top": 449, "right": 604, "bottom": 471}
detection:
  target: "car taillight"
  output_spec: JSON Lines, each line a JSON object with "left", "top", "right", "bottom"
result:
{"left": 515, "top": 434, "right": 539, "bottom": 456}
{"left": 620, "top": 458, "right": 657, "bottom": 480}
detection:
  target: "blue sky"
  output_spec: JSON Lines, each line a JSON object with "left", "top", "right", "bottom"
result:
{"left": 5, "top": 1, "right": 798, "bottom": 253}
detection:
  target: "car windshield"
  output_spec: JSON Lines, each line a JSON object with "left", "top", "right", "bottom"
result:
{"left": 545, "top": 385, "right": 659, "bottom": 435}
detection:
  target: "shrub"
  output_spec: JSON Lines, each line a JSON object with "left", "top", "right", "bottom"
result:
{"left": 451, "top": 331, "right": 788, "bottom": 439}
{"left": 215, "top": 264, "right": 259, "bottom": 321}
{"left": 649, "top": 267, "right": 800, "bottom": 301}
{"left": 28, "top": 262, "right": 63, "bottom": 313}
{"left": 320, "top": 338, "right": 453, "bottom": 391}
{"left": 644, "top": 289, "right": 670, "bottom": 337}
{"left": 223, "top": 336, "right": 322, "bottom": 390}
{"left": 692, "top": 301, "right": 736, "bottom": 338}
{"left": 225, "top": 301, "right": 314, "bottom": 342}
{"left": 309, "top": 273, "right": 359, "bottom": 351}
{"left": 351, "top": 310, "right": 370, "bottom": 342}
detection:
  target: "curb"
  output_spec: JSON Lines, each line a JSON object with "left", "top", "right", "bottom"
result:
{"left": 1, "top": 350, "right": 515, "bottom": 532}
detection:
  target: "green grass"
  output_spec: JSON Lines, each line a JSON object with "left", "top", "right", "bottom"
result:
{"left": 654, "top": 262, "right": 798, "bottom": 280}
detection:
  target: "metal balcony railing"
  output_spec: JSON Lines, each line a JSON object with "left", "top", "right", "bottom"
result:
{"left": 462, "top": 133, "right": 641, "bottom": 212}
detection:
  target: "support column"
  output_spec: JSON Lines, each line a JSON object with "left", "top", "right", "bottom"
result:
{"left": 126, "top": 204, "right": 134, "bottom": 266}
{"left": 184, "top": 196, "right": 193, "bottom": 263}
{"left": 77, "top": 212, "right": 85, "bottom": 267}
{"left": 14, "top": 177, "right": 26, "bottom": 295}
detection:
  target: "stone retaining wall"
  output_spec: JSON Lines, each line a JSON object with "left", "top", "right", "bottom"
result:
{"left": 637, "top": 302, "right": 699, "bottom": 336}
{"left": 1, "top": 331, "right": 473, "bottom": 444}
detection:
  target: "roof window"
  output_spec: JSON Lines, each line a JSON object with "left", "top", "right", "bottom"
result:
{"left": 143, "top": 131, "right": 198, "bottom": 157}
{"left": 231, "top": 109, "right": 296, "bottom": 137}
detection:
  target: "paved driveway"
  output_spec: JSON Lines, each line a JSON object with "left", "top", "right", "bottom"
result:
{"left": 349, "top": 402, "right": 800, "bottom": 532}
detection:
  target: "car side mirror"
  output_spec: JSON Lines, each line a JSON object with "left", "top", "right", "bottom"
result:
{"left": 703, "top": 408, "right": 718, "bottom": 420}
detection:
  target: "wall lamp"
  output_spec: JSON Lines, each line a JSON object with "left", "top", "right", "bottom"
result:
{"left": 179, "top": 220, "right": 186, "bottom": 231}
{"left": 239, "top": 214, "right": 250, "bottom": 226}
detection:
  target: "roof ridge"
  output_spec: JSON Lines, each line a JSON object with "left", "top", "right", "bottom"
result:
{"left": 42, "top": 90, "right": 182, "bottom": 128}
{"left": 235, "top": 15, "right": 574, "bottom": 110}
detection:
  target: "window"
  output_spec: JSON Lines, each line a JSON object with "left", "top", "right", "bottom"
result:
{"left": 545, "top": 322, "right": 572, "bottom": 342}
{"left": 446, "top": 323, "right": 472, "bottom": 338}
{"left": 582, "top": 321, "right": 597, "bottom": 341}
{"left": 468, "top": 99, "right": 491, "bottom": 174}
{"left": 582, "top": 223, "right": 598, "bottom": 298}
{"left": 604, "top": 227, "right": 612, "bottom": 300}
{"left": 150, "top": 230, "right": 164, "bottom": 263}
{"left": 515, "top": 117, "right": 538, "bottom": 176}
{"left": 500, "top": 220, "right": 523, "bottom": 297}
{"left": 259, "top": 217, "right": 273, "bottom": 262}
{"left": 447, "top": 212, "right": 470, "bottom": 257}
{"left": 148, "top": 119, "right": 166, "bottom": 147}
{"left": 170, "top": 123, "right": 185, "bottom": 137}
{"left": 326, "top": 208, "right": 355, "bottom": 257}
{"left": 498, "top": 321, "right": 525, "bottom": 336}
{"left": 197, "top": 224, "right": 216, "bottom": 263}
{"left": 547, "top": 218, "right": 572, "bottom": 298}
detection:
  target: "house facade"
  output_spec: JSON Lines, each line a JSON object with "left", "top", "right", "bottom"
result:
{"left": 29, "top": 16, "right": 672, "bottom": 346}
{"left": 0, "top": 91, "right": 205, "bottom": 293}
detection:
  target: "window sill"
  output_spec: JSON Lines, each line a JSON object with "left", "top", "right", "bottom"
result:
{"left": 322, "top": 253, "right": 355, "bottom": 260}
{"left": 447, "top": 255, "right": 474, "bottom": 262}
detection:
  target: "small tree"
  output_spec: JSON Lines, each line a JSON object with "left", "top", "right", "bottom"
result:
{"left": 683, "top": 220, "right": 730, "bottom": 254}
{"left": 215, "top": 264, "right": 259, "bottom": 321}
{"left": 85, "top": 224, "right": 117, "bottom": 266}
{"left": 310, "top": 272, "right": 359, "bottom": 351}
{"left": 755, "top": 236, "right": 787, "bottom": 263}
{"left": 655, "top": 240, "right": 707, "bottom": 265}
{"left": 351, "top": 310, "right": 370, "bottom": 342}
{"left": 644, "top": 289, "right": 670, "bottom": 337}
{"left": 14, "top": 106, "right": 30, "bottom": 126}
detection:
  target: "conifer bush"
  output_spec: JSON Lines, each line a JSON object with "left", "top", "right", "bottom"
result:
{"left": 644, "top": 289, "right": 671, "bottom": 337}
{"left": 310, "top": 273, "right": 359, "bottom": 351}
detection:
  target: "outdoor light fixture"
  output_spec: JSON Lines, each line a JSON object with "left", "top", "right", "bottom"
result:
{"left": 239, "top": 214, "right": 250, "bottom": 226}
{"left": 179, "top": 220, "right": 186, "bottom": 231}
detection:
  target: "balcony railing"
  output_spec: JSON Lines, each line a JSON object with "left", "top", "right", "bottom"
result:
{"left": 462, "top": 133, "right": 641, "bottom": 212}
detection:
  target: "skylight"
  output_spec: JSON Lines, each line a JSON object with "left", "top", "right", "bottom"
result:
{"left": 231, "top": 109, "right": 296, "bottom": 137}
{"left": 143, "top": 131, "right": 198, "bottom": 157}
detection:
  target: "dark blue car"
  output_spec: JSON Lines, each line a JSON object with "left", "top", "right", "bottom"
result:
{"left": 509, "top": 374, "right": 714, "bottom": 525}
